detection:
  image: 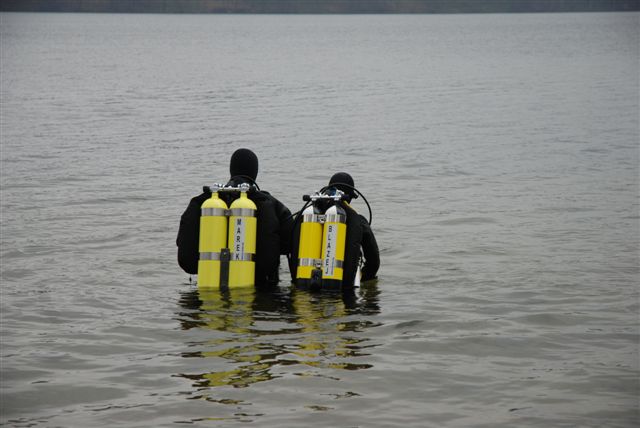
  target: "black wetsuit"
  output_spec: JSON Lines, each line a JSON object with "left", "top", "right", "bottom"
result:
{"left": 177, "top": 178, "right": 293, "bottom": 286}
{"left": 343, "top": 203, "right": 380, "bottom": 285}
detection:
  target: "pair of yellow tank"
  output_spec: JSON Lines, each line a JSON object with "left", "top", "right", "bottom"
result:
{"left": 197, "top": 189, "right": 256, "bottom": 289}
{"left": 295, "top": 201, "right": 347, "bottom": 289}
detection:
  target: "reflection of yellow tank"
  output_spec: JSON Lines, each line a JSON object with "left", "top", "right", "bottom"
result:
{"left": 196, "top": 287, "right": 254, "bottom": 332}
{"left": 292, "top": 288, "right": 345, "bottom": 331}
{"left": 201, "top": 362, "right": 274, "bottom": 388}
{"left": 186, "top": 287, "right": 281, "bottom": 389}
{"left": 290, "top": 288, "right": 379, "bottom": 370}
{"left": 176, "top": 284, "right": 381, "bottom": 395}
{"left": 290, "top": 289, "right": 347, "bottom": 364}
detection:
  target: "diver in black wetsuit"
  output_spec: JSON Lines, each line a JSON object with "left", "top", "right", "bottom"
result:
{"left": 176, "top": 148, "right": 293, "bottom": 286}
{"left": 326, "top": 172, "right": 380, "bottom": 286}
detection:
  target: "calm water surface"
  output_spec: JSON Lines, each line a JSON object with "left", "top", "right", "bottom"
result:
{"left": 1, "top": 12, "right": 638, "bottom": 427}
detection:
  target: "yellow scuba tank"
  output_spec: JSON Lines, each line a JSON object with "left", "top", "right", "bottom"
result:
{"left": 320, "top": 201, "right": 347, "bottom": 289}
{"left": 197, "top": 191, "right": 229, "bottom": 289}
{"left": 227, "top": 190, "right": 257, "bottom": 288}
{"left": 296, "top": 204, "right": 323, "bottom": 288}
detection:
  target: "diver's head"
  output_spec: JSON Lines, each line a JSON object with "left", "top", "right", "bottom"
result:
{"left": 230, "top": 148, "right": 259, "bottom": 182}
{"left": 328, "top": 172, "right": 357, "bottom": 203}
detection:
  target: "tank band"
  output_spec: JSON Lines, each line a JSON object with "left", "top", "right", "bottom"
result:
{"left": 298, "top": 258, "right": 343, "bottom": 269}
{"left": 200, "top": 251, "right": 222, "bottom": 260}
{"left": 230, "top": 208, "right": 256, "bottom": 217}
{"left": 200, "top": 252, "right": 254, "bottom": 261}
{"left": 298, "top": 258, "right": 322, "bottom": 267}
{"left": 201, "top": 208, "right": 227, "bottom": 217}
{"left": 302, "top": 214, "right": 323, "bottom": 223}
{"left": 324, "top": 214, "right": 346, "bottom": 224}
{"left": 230, "top": 252, "right": 255, "bottom": 262}
{"left": 331, "top": 259, "right": 344, "bottom": 269}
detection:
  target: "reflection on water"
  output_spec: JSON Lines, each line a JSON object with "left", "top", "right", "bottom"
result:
{"left": 176, "top": 283, "right": 380, "bottom": 394}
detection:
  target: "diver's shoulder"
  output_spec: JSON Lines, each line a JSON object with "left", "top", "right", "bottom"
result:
{"left": 190, "top": 192, "right": 211, "bottom": 205}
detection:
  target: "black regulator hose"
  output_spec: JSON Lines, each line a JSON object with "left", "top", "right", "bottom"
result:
{"left": 229, "top": 175, "right": 261, "bottom": 191}
{"left": 319, "top": 183, "right": 373, "bottom": 226}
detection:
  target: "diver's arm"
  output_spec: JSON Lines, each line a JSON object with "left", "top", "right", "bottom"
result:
{"left": 360, "top": 215, "right": 380, "bottom": 281}
{"left": 275, "top": 199, "right": 294, "bottom": 255}
{"left": 176, "top": 192, "right": 210, "bottom": 274}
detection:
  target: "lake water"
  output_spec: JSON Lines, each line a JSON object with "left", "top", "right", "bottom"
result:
{"left": 1, "top": 11, "right": 638, "bottom": 427}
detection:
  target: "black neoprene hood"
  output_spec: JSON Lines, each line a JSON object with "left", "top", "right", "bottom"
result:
{"left": 230, "top": 148, "right": 259, "bottom": 181}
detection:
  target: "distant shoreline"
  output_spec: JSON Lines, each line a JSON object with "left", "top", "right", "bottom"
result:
{"left": 1, "top": 0, "right": 639, "bottom": 14}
